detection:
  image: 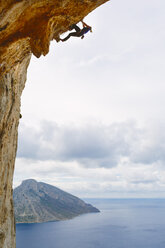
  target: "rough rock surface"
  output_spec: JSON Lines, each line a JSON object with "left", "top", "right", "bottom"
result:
{"left": 14, "top": 179, "right": 100, "bottom": 223}
{"left": 0, "top": 0, "right": 109, "bottom": 247}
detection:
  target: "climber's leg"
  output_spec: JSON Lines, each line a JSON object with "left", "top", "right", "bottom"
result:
{"left": 61, "top": 31, "right": 80, "bottom": 42}
{"left": 69, "top": 24, "right": 80, "bottom": 32}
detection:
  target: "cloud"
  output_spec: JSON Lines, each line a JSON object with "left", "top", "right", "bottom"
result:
{"left": 129, "top": 123, "right": 165, "bottom": 165}
{"left": 14, "top": 157, "right": 165, "bottom": 198}
{"left": 17, "top": 120, "right": 165, "bottom": 169}
{"left": 17, "top": 121, "right": 133, "bottom": 167}
{"left": 15, "top": 119, "right": 165, "bottom": 198}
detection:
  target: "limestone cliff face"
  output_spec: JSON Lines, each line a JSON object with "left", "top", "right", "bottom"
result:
{"left": 0, "top": 1, "right": 109, "bottom": 247}
{"left": 0, "top": 55, "right": 31, "bottom": 248}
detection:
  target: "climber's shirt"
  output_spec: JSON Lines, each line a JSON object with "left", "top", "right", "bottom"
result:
{"left": 79, "top": 27, "right": 91, "bottom": 36}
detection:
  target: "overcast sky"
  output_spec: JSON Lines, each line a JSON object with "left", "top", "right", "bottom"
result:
{"left": 14, "top": 0, "right": 165, "bottom": 198}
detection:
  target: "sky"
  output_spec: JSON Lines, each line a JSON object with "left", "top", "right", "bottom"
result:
{"left": 14, "top": 0, "right": 165, "bottom": 198}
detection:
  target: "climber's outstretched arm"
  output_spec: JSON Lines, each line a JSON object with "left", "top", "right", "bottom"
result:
{"left": 81, "top": 20, "right": 91, "bottom": 29}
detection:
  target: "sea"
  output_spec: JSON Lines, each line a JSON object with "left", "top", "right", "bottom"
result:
{"left": 16, "top": 198, "right": 165, "bottom": 248}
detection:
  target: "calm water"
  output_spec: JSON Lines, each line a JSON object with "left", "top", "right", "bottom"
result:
{"left": 16, "top": 199, "right": 165, "bottom": 248}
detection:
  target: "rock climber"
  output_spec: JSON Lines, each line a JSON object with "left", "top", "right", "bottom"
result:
{"left": 60, "top": 20, "right": 92, "bottom": 42}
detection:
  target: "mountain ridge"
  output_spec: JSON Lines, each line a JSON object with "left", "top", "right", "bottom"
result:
{"left": 14, "top": 179, "right": 100, "bottom": 223}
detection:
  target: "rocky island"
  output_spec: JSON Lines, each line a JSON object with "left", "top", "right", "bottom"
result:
{"left": 14, "top": 179, "right": 99, "bottom": 223}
